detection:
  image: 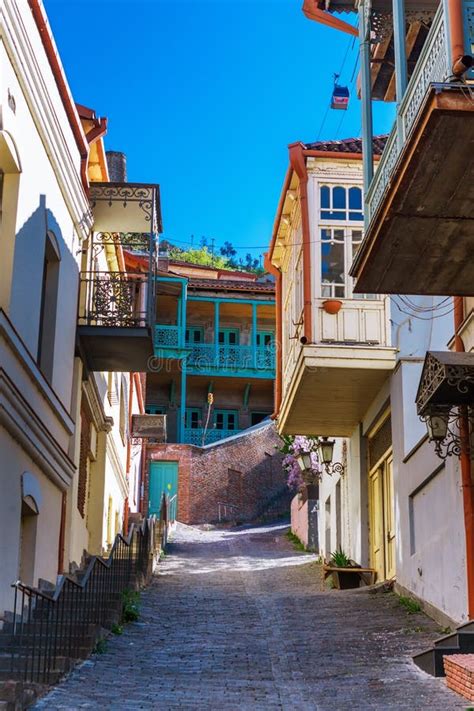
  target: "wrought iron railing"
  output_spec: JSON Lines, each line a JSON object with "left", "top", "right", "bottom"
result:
{"left": 183, "top": 427, "right": 241, "bottom": 446}
{"left": 186, "top": 343, "right": 275, "bottom": 372}
{"left": 4, "top": 501, "right": 168, "bottom": 685}
{"left": 78, "top": 272, "right": 150, "bottom": 328}
{"left": 366, "top": 4, "right": 448, "bottom": 223}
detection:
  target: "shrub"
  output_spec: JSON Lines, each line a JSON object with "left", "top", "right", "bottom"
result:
{"left": 122, "top": 589, "right": 140, "bottom": 623}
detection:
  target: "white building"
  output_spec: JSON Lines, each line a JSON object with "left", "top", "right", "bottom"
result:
{"left": 268, "top": 135, "right": 464, "bottom": 625}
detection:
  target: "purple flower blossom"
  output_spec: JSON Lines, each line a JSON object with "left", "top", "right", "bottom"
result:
{"left": 280, "top": 436, "right": 321, "bottom": 491}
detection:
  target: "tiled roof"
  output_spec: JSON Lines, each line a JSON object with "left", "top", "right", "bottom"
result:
{"left": 304, "top": 135, "right": 388, "bottom": 156}
{"left": 188, "top": 277, "right": 275, "bottom": 293}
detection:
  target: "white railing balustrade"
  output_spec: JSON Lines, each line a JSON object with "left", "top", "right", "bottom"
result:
{"left": 366, "top": 4, "right": 448, "bottom": 223}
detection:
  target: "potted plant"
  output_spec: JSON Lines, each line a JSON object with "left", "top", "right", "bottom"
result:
{"left": 325, "top": 547, "right": 362, "bottom": 589}
{"left": 322, "top": 299, "right": 343, "bottom": 315}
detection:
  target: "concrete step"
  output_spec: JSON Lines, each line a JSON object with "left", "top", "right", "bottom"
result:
{"left": 413, "top": 645, "right": 461, "bottom": 677}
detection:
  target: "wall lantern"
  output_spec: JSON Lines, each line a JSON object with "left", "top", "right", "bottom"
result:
{"left": 296, "top": 450, "right": 313, "bottom": 473}
{"left": 317, "top": 436, "right": 345, "bottom": 476}
{"left": 421, "top": 406, "right": 471, "bottom": 460}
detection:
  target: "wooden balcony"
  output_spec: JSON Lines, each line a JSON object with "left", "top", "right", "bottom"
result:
{"left": 77, "top": 271, "right": 154, "bottom": 372}
{"left": 183, "top": 427, "right": 241, "bottom": 446}
{"left": 279, "top": 298, "right": 396, "bottom": 436}
{"left": 351, "top": 5, "right": 474, "bottom": 296}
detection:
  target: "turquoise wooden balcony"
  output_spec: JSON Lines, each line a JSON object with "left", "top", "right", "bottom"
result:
{"left": 154, "top": 324, "right": 186, "bottom": 359}
{"left": 183, "top": 427, "right": 241, "bottom": 446}
{"left": 186, "top": 343, "right": 275, "bottom": 378}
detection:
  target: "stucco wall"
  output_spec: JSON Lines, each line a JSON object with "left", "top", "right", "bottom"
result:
{"left": 291, "top": 495, "right": 309, "bottom": 548}
{"left": 391, "top": 361, "right": 467, "bottom": 623}
{"left": 0, "top": 428, "right": 62, "bottom": 614}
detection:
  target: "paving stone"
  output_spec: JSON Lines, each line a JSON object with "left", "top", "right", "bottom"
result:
{"left": 34, "top": 522, "right": 464, "bottom": 710}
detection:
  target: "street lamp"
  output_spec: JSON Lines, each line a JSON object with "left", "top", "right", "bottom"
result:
{"left": 317, "top": 436, "right": 344, "bottom": 476}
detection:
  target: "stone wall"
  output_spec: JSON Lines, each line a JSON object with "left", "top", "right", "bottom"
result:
{"left": 146, "top": 422, "right": 287, "bottom": 524}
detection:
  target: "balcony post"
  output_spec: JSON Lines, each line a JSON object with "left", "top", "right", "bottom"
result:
{"left": 179, "top": 359, "right": 187, "bottom": 444}
{"left": 214, "top": 301, "right": 220, "bottom": 366}
{"left": 392, "top": 0, "right": 408, "bottom": 146}
{"left": 181, "top": 281, "right": 187, "bottom": 348}
{"left": 358, "top": 0, "right": 374, "bottom": 198}
{"left": 252, "top": 303, "right": 257, "bottom": 369}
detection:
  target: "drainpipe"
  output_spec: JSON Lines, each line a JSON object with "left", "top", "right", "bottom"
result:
{"left": 264, "top": 255, "right": 282, "bottom": 419}
{"left": 28, "top": 0, "right": 90, "bottom": 192}
{"left": 454, "top": 296, "right": 474, "bottom": 619}
{"left": 446, "top": 0, "right": 471, "bottom": 74}
{"left": 57, "top": 491, "right": 67, "bottom": 574}
{"left": 359, "top": 0, "right": 374, "bottom": 195}
{"left": 289, "top": 143, "right": 312, "bottom": 343}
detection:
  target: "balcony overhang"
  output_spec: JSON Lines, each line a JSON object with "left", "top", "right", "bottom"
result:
{"left": 416, "top": 351, "right": 474, "bottom": 415}
{"left": 77, "top": 326, "right": 154, "bottom": 372}
{"left": 90, "top": 182, "right": 162, "bottom": 234}
{"left": 278, "top": 344, "right": 396, "bottom": 436}
{"left": 351, "top": 85, "right": 474, "bottom": 296}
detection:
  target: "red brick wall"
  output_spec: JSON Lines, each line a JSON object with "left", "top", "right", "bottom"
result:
{"left": 145, "top": 423, "right": 287, "bottom": 524}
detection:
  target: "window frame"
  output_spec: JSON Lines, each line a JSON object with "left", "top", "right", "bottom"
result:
{"left": 213, "top": 409, "right": 239, "bottom": 431}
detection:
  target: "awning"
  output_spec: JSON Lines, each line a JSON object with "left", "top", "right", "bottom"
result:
{"left": 416, "top": 351, "right": 474, "bottom": 415}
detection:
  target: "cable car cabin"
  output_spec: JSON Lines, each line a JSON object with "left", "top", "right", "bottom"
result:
{"left": 331, "top": 85, "right": 349, "bottom": 110}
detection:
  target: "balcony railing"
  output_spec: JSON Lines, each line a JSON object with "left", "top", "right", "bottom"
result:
{"left": 183, "top": 427, "right": 241, "bottom": 446}
{"left": 366, "top": 4, "right": 448, "bottom": 224}
{"left": 187, "top": 343, "right": 275, "bottom": 373}
{"left": 154, "top": 324, "right": 183, "bottom": 348}
{"left": 79, "top": 272, "right": 150, "bottom": 327}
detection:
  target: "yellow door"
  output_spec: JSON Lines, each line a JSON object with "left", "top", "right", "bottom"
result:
{"left": 369, "top": 467, "right": 385, "bottom": 580}
{"left": 383, "top": 456, "right": 396, "bottom": 579}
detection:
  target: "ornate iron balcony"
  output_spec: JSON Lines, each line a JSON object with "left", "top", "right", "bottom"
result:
{"left": 78, "top": 271, "right": 151, "bottom": 328}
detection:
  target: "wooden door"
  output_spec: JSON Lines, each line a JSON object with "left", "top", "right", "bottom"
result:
{"left": 383, "top": 456, "right": 396, "bottom": 579}
{"left": 149, "top": 461, "right": 178, "bottom": 518}
{"left": 369, "top": 466, "right": 385, "bottom": 580}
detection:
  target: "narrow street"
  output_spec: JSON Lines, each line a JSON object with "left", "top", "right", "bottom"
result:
{"left": 35, "top": 524, "right": 463, "bottom": 710}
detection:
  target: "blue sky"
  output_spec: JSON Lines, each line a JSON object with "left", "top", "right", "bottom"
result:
{"left": 45, "top": 0, "right": 394, "bottom": 260}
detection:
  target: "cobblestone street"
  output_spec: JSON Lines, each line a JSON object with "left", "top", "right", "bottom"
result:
{"left": 35, "top": 523, "right": 464, "bottom": 710}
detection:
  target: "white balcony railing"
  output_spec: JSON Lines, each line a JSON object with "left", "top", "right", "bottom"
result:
{"left": 366, "top": 4, "right": 449, "bottom": 223}
{"left": 316, "top": 298, "right": 390, "bottom": 346}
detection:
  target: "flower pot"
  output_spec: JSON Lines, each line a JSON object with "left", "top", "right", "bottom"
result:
{"left": 322, "top": 299, "right": 343, "bottom": 315}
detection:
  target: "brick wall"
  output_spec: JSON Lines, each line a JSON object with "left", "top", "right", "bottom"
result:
{"left": 145, "top": 422, "right": 287, "bottom": 524}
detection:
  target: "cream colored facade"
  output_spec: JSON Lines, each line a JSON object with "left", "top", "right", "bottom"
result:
{"left": 273, "top": 142, "right": 468, "bottom": 624}
{"left": 0, "top": 0, "right": 145, "bottom": 615}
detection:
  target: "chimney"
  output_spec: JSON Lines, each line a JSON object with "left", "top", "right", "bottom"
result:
{"left": 106, "top": 151, "right": 127, "bottom": 182}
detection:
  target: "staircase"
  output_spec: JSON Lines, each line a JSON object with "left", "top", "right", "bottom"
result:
{"left": 413, "top": 621, "right": 474, "bottom": 676}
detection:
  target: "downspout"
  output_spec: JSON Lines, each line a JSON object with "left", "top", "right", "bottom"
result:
{"left": 57, "top": 491, "right": 67, "bottom": 573}
{"left": 446, "top": 0, "right": 472, "bottom": 75}
{"left": 28, "top": 0, "right": 90, "bottom": 193}
{"left": 289, "top": 143, "right": 312, "bottom": 343}
{"left": 454, "top": 296, "right": 474, "bottom": 618}
{"left": 264, "top": 254, "right": 282, "bottom": 419}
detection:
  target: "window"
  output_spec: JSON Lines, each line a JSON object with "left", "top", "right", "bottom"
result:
{"left": 145, "top": 405, "right": 166, "bottom": 415}
{"left": 37, "top": 231, "right": 60, "bottom": 380}
{"left": 320, "top": 227, "right": 378, "bottom": 299}
{"left": 320, "top": 185, "right": 363, "bottom": 221}
{"left": 185, "top": 408, "right": 202, "bottom": 429}
{"left": 214, "top": 409, "right": 238, "bottom": 431}
{"left": 218, "top": 328, "right": 239, "bottom": 346}
{"left": 256, "top": 331, "right": 274, "bottom": 347}
{"left": 185, "top": 326, "right": 204, "bottom": 344}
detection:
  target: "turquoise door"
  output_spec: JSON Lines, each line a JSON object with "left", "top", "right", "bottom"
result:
{"left": 149, "top": 461, "right": 178, "bottom": 519}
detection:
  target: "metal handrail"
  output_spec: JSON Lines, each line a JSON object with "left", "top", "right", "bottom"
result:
{"left": 78, "top": 271, "right": 150, "bottom": 328}
{"left": 6, "top": 503, "right": 167, "bottom": 684}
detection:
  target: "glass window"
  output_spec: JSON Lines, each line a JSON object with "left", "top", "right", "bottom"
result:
{"left": 321, "top": 229, "right": 345, "bottom": 298}
{"left": 219, "top": 328, "right": 240, "bottom": 346}
{"left": 185, "top": 327, "right": 203, "bottom": 344}
{"left": 214, "top": 410, "right": 238, "bottom": 430}
{"left": 185, "top": 408, "right": 202, "bottom": 429}
{"left": 320, "top": 185, "right": 364, "bottom": 221}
